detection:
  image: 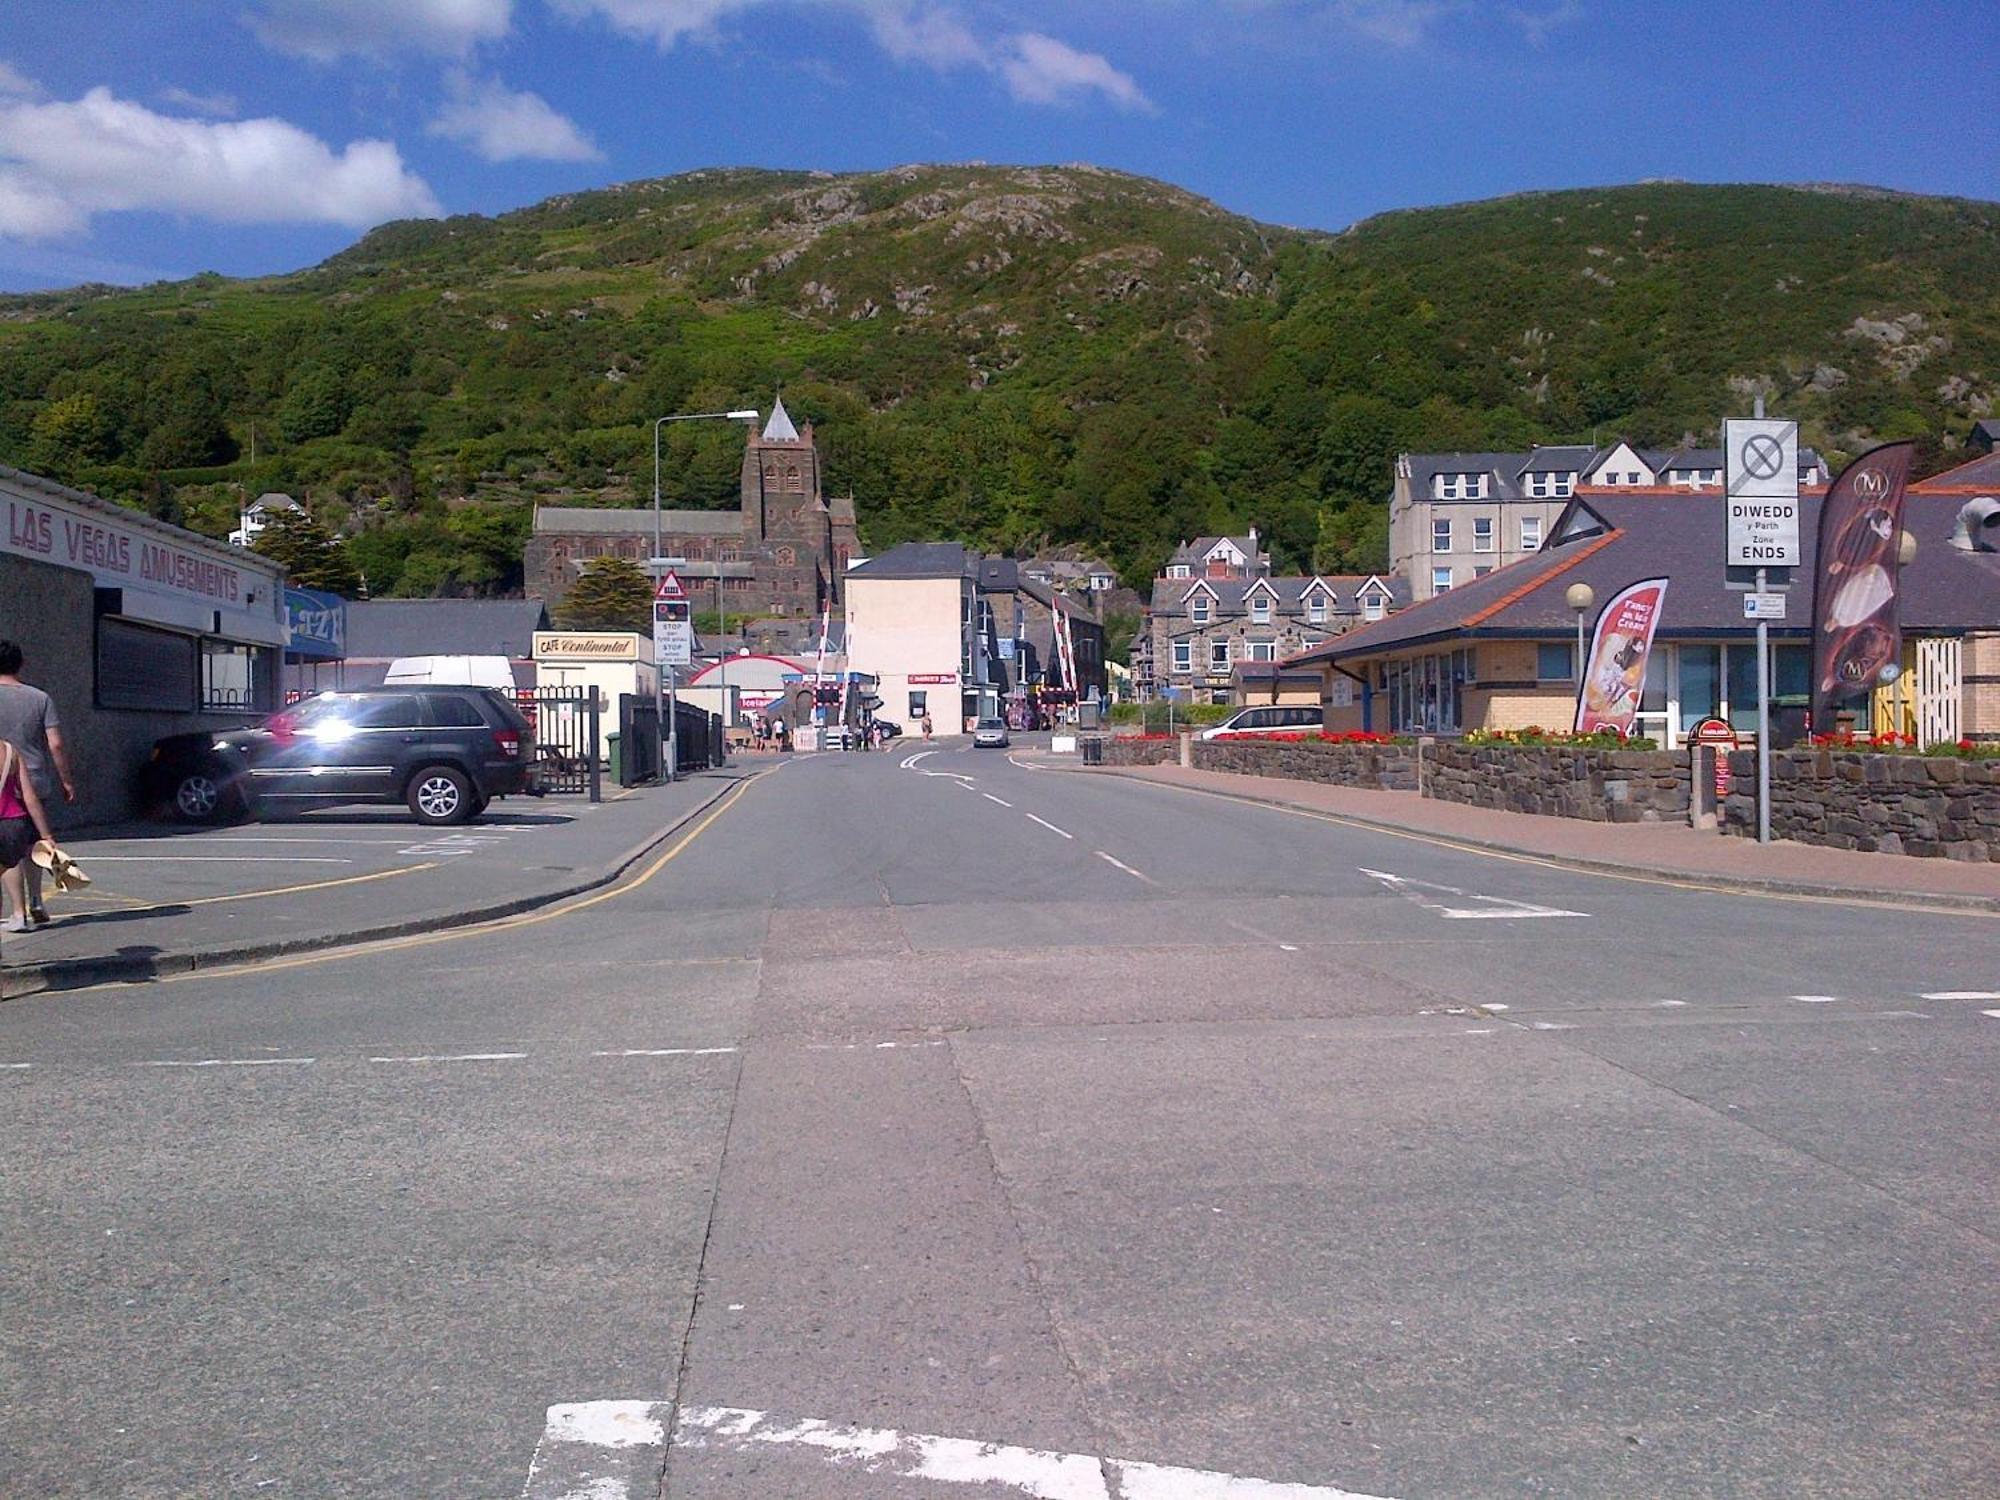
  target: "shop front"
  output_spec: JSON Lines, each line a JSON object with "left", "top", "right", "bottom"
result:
{"left": 0, "top": 464, "right": 289, "bottom": 821}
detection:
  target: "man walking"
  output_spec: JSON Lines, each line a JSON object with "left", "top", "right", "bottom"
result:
{"left": 0, "top": 641, "right": 77, "bottom": 931}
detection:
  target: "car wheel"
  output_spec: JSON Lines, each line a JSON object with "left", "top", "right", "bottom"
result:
{"left": 407, "top": 765, "right": 474, "bottom": 826}
{"left": 172, "top": 767, "right": 231, "bottom": 824}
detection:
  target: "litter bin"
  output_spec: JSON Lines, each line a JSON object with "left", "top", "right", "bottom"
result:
{"left": 1081, "top": 736, "right": 1104, "bottom": 766}
{"left": 606, "top": 732, "right": 622, "bottom": 786}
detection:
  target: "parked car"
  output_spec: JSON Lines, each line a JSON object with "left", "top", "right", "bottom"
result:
{"left": 874, "top": 719, "right": 904, "bottom": 740}
{"left": 142, "top": 686, "right": 537, "bottom": 826}
{"left": 1199, "top": 705, "right": 1326, "bottom": 740}
{"left": 972, "top": 718, "right": 1011, "bottom": 748}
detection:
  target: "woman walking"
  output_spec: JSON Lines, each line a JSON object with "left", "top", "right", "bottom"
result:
{"left": 0, "top": 736, "right": 58, "bottom": 956}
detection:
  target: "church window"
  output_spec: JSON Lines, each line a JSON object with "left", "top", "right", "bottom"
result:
{"left": 786, "top": 466, "right": 803, "bottom": 493}
{"left": 776, "top": 545, "right": 796, "bottom": 566}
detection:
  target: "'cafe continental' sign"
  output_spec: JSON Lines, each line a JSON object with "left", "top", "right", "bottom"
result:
{"left": 533, "top": 632, "right": 642, "bottom": 661}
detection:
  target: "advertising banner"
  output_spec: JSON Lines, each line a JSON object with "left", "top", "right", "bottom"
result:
{"left": 1810, "top": 442, "right": 1915, "bottom": 727}
{"left": 1573, "top": 578, "right": 1669, "bottom": 736}
{"left": 284, "top": 587, "right": 347, "bottom": 659}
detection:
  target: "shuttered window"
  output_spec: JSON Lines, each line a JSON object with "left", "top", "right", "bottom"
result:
{"left": 97, "top": 619, "right": 196, "bottom": 711}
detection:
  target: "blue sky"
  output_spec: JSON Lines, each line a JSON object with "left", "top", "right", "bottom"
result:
{"left": 1, "top": 1, "right": 1993, "bottom": 291}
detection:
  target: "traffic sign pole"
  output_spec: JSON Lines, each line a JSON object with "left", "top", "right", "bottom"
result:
{"left": 1756, "top": 566, "right": 1771, "bottom": 844}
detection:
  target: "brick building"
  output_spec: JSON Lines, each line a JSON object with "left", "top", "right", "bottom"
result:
{"left": 524, "top": 398, "right": 861, "bottom": 621}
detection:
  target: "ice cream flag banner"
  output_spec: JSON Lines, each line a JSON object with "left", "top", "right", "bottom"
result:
{"left": 1811, "top": 441, "right": 1916, "bottom": 727}
{"left": 1574, "top": 577, "right": 1669, "bottom": 736}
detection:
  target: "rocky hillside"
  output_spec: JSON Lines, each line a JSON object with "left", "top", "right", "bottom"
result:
{"left": 1, "top": 166, "right": 1993, "bottom": 595}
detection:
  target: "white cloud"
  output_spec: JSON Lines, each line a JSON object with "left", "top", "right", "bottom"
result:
{"left": 999, "top": 32, "right": 1152, "bottom": 111}
{"left": 1326, "top": 0, "right": 1462, "bottom": 48}
{"left": 0, "top": 85, "right": 441, "bottom": 241}
{"left": 160, "top": 86, "right": 240, "bottom": 117}
{"left": 0, "top": 61, "right": 44, "bottom": 99}
{"left": 557, "top": 1, "right": 1147, "bottom": 109}
{"left": 248, "top": 0, "right": 514, "bottom": 61}
{"left": 429, "top": 71, "right": 603, "bottom": 161}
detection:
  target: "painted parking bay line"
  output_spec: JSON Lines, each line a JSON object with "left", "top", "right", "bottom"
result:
{"left": 1358, "top": 866, "right": 1584, "bottom": 920}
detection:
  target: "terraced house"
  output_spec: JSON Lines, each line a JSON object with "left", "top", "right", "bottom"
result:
{"left": 1133, "top": 532, "right": 1406, "bottom": 702}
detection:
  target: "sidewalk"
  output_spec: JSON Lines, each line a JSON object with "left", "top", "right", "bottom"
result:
{"left": 1093, "top": 763, "right": 2000, "bottom": 912}
{"left": 0, "top": 768, "right": 755, "bottom": 999}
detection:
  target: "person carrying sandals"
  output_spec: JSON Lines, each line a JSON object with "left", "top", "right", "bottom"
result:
{"left": 0, "top": 640, "right": 76, "bottom": 933}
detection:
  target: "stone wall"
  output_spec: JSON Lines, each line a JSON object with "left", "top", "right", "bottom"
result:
{"left": 1192, "top": 738, "right": 1419, "bottom": 790}
{"left": 1424, "top": 744, "right": 1691, "bottom": 823}
{"left": 1723, "top": 749, "right": 1999, "bottom": 860}
{"left": 1100, "top": 737, "right": 1179, "bottom": 767}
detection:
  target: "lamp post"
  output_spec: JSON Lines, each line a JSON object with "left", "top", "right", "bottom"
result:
{"left": 1565, "top": 582, "right": 1596, "bottom": 700}
{"left": 651, "top": 409, "right": 759, "bottom": 781}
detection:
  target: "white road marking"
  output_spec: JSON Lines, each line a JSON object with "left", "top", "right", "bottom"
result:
{"left": 1529, "top": 1021, "right": 1577, "bottom": 1031}
{"left": 805, "top": 1039, "right": 947, "bottom": 1051}
{"left": 668, "top": 1404, "right": 1402, "bottom": 1500}
{"left": 1357, "top": 867, "right": 1584, "bottom": 920}
{"left": 983, "top": 793, "right": 1015, "bottom": 807}
{"left": 1279, "top": 943, "right": 1300, "bottom": 952}
{"left": 1, "top": 1062, "right": 34, "bottom": 1069}
{"left": 1025, "top": 813, "right": 1074, "bottom": 840}
{"left": 77, "top": 855, "right": 355, "bottom": 863}
{"left": 136, "top": 1057, "right": 315, "bottom": 1068}
{"left": 1652, "top": 1000, "right": 1689, "bottom": 1008}
{"left": 1920, "top": 991, "right": 2000, "bottom": 1001}
{"left": 1869, "top": 1010, "right": 1932, "bottom": 1020}
{"left": 367, "top": 1052, "right": 527, "bottom": 1063}
{"left": 522, "top": 1400, "right": 672, "bottom": 1500}
{"left": 1792, "top": 995, "right": 1841, "bottom": 1004}
{"left": 591, "top": 1047, "right": 738, "bottom": 1057}
{"left": 1094, "top": 850, "right": 1156, "bottom": 884}
{"left": 901, "top": 750, "right": 937, "bottom": 769}
{"left": 1007, "top": 753, "right": 1048, "bottom": 772}
{"left": 1983, "top": 1010, "right": 2000, "bottom": 1020}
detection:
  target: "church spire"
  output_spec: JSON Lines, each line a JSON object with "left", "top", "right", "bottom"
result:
{"left": 762, "top": 393, "right": 799, "bottom": 443}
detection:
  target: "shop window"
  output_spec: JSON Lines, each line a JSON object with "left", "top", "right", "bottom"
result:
{"left": 1677, "top": 645, "right": 1722, "bottom": 734}
{"left": 1537, "top": 642, "right": 1575, "bottom": 682}
{"left": 908, "top": 690, "right": 927, "bottom": 718}
{"left": 98, "top": 619, "right": 196, "bottom": 712}
{"left": 200, "top": 641, "right": 272, "bottom": 713}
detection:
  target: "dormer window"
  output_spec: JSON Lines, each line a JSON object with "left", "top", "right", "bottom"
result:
{"left": 1190, "top": 594, "right": 1212, "bottom": 626}
{"left": 1250, "top": 593, "right": 1272, "bottom": 624}
{"left": 1435, "top": 473, "right": 1487, "bottom": 500}
{"left": 1306, "top": 593, "right": 1328, "bottom": 623}
{"left": 1168, "top": 564, "right": 1190, "bottom": 579}
{"left": 1363, "top": 593, "right": 1386, "bottom": 621}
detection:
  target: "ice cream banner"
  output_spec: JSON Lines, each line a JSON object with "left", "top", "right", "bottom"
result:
{"left": 1574, "top": 578, "right": 1669, "bottom": 737}
{"left": 1810, "top": 441, "right": 1915, "bottom": 727}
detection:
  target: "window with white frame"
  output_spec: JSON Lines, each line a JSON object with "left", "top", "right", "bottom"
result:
{"left": 1431, "top": 517, "right": 1452, "bottom": 552}
{"left": 1190, "top": 593, "right": 1211, "bottom": 625}
{"left": 1431, "top": 566, "right": 1453, "bottom": 593}
{"left": 1627, "top": 471, "right": 1641, "bottom": 484}
{"left": 1172, "top": 640, "right": 1192, "bottom": 673}
{"left": 1474, "top": 565, "right": 1492, "bottom": 578}
{"left": 1436, "top": 473, "right": 1486, "bottom": 499}
{"left": 1362, "top": 592, "right": 1386, "bottom": 621}
{"left": 1528, "top": 472, "right": 1551, "bottom": 497}
{"left": 1209, "top": 637, "right": 1232, "bottom": 672}
{"left": 1168, "top": 564, "right": 1190, "bottom": 578}
{"left": 1555, "top": 473, "right": 1573, "bottom": 495}
{"left": 1249, "top": 592, "right": 1272, "bottom": 623}
{"left": 1249, "top": 639, "right": 1276, "bottom": 662}
{"left": 1305, "top": 592, "right": 1328, "bottom": 623}
{"left": 1520, "top": 515, "right": 1543, "bottom": 551}
{"left": 1472, "top": 516, "right": 1494, "bottom": 552}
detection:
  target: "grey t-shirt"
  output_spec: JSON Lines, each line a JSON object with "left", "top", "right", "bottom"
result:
{"left": 0, "top": 683, "right": 59, "bottom": 796}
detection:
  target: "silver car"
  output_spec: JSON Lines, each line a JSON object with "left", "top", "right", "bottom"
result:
{"left": 972, "top": 718, "right": 1011, "bottom": 748}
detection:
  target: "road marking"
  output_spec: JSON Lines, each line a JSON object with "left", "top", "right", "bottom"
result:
{"left": 1279, "top": 943, "right": 1300, "bottom": 952}
{"left": 1, "top": 1062, "right": 33, "bottom": 1069}
{"left": 591, "top": 1047, "right": 738, "bottom": 1057}
{"left": 1983, "top": 1010, "right": 2000, "bottom": 1020}
{"left": 1357, "top": 867, "right": 1584, "bottom": 920}
{"left": 1007, "top": 753, "right": 1049, "bottom": 772}
{"left": 522, "top": 1400, "right": 672, "bottom": 1500}
{"left": 1094, "top": 850, "right": 1156, "bottom": 884}
{"left": 1920, "top": 991, "right": 2000, "bottom": 1001}
{"left": 1653, "top": 999, "right": 1689, "bottom": 1007}
{"left": 805, "top": 1039, "right": 947, "bottom": 1051}
{"left": 136, "top": 1057, "right": 315, "bottom": 1068}
{"left": 1869, "top": 1010, "right": 1932, "bottom": 1020}
{"left": 367, "top": 1052, "right": 527, "bottom": 1063}
{"left": 75, "top": 855, "right": 356, "bottom": 864}
{"left": 983, "top": 793, "right": 1015, "bottom": 807}
{"left": 1529, "top": 1021, "right": 1578, "bottom": 1031}
{"left": 1793, "top": 995, "right": 1841, "bottom": 1003}
{"left": 669, "top": 1404, "right": 1403, "bottom": 1500}
{"left": 1024, "top": 813, "right": 1073, "bottom": 840}
{"left": 901, "top": 750, "right": 937, "bottom": 769}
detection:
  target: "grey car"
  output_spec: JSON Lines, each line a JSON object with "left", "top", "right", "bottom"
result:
{"left": 972, "top": 718, "right": 1011, "bottom": 748}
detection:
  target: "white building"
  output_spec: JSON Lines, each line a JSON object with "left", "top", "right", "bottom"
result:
{"left": 843, "top": 542, "right": 988, "bottom": 731}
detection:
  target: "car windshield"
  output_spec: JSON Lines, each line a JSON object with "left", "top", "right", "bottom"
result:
{"left": 977, "top": 719, "right": 1006, "bottom": 729}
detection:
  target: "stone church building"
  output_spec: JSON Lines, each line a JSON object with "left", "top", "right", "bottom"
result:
{"left": 525, "top": 398, "right": 861, "bottom": 619}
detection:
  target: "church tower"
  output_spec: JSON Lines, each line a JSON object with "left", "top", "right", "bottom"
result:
{"left": 740, "top": 395, "right": 822, "bottom": 544}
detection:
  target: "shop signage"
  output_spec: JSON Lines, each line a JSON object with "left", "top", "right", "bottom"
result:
{"left": 1574, "top": 577, "right": 1670, "bottom": 737}
{"left": 908, "top": 672, "right": 958, "bottom": 685}
{"left": 1742, "top": 591, "right": 1788, "bottom": 621}
{"left": 534, "top": 632, "right": 640, "bottom": 661}
{"left": 1691, "top": 716, "right": 1738, "bottom": 798}
{"left": 1724, "top": 418, "right": 1801, "bottom": 567}
{"left": 284, "top": 587, "right": 347, "bottom": 659}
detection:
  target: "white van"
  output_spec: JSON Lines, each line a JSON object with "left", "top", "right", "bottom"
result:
{"left": 385, "top": 655, "right": 516, "bottom": 690}
{"left": 1199, "top": 704, "right": 1325, "bottom": 740}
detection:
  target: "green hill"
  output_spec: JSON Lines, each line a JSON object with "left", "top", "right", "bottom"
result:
{"left": 2, "top": 166, "right": 1994, "bottom": 595}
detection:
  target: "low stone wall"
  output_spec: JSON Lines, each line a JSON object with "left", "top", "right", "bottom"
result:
{"left": 1100, "top": 737, "right": 1179, "bottom": 767}
{"left": 1424, "top": 744, "right": 1691, "bottom": 823}
{"left": 1191, "top": 738, "right": 1419, "bottom": 790}
{"left": 1724, "top": 750, "right": 1999, "bottom": 860}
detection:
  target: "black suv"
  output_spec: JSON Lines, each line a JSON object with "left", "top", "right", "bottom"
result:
{"left": 143, "top": 687, "right": 538, "bottom": 826}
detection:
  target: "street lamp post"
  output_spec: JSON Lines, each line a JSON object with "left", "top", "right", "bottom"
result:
{"left": 1565, "top": 583, "right": 1596, "bottom": 724}
{"left": 651, "top": 409, "right": 759, "bottom": 781}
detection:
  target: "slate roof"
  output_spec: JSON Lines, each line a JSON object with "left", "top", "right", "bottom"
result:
{"left": 533, "top": 506, "right": 744, "bottom": 535}
{"left": 1149, "top": 573, "right": 1407, "bottom": 616}
{"left": 1167, "top": 534, "right": 1264, "bottom": 568}
{"left": 1969, "top": 418, "right": 2000, "bottom": 452}
{"left": 1920, "top": 449, "right": 2000, "bottom": 488}
{"left": 1403, "top": 441, "right": 1827, "bottom": 499}
{"left": 1293, "top": 486, "right": 1998, "bottom": 664}
{"left": 846, "top": 541, "right": 971, "bottom": 579}
{"left": 344, "top": 599, "right": 550, "bottom": 659}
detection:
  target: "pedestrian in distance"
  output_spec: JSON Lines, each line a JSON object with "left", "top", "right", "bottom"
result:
{"left": 0, "top": 736, "right": 59, "bottom": 952}
{"left": 0, "top": 640, "right": 76, "bottom": 932}
{"left": 921, "top": 713, "right": 933, "bottom": 742}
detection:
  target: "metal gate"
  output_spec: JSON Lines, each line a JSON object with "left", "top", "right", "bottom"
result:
{"left": 520, "top": 687, "right": 601, "bottom": 799}
{"left": 1917, "top": 638, "right": 1962, "bottom": 747}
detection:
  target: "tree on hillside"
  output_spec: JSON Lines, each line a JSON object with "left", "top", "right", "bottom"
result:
{"left": 556, "top": 556, "right": 651, "bottom": 631}
{"left": 253, "top": 507, "right": 362, "bottom": 595}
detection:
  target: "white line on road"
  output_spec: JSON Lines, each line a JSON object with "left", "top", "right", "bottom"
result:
{"left": 1869, "top": 1010, "right": 1932, "bottom": 1020}
{"left": 78, "top": 855, "right": 356, "bottom": 863}
{"left": 1920, "top": 991, "right": 2000, "bottom": 1001}
{"left": 1094, "top": 850, "right": 1156, "bottom": 884}
{"left": 901, "top": 750, "right": 937, "bottom": 769}
{"left": 1357, "top": 866, "right": 1584, "bottom": 920}
{"left": 1024, "top": 813, "right": 1073, "bottom": 839}
{"left": 1983, "top": 1010, "right": 2000, "bottom": 1020}
{"left": 1279, "top": 943, "right": 1300, "bottom": 952}
{"left": 367, "top": 1052, "right": 527, "bottom": 1063}
{"left": 669, "top": 1404, "right": 1403, "bottom": 1500}
{"left": 983, "top": 793, "right": 1015, "bottom": 807}
{"left": 522, "top": 1400, "right": 672, "bottom": 1500}
{"left": 1793, "top": 995, "right": 1841, "bottom": 1003}
{"left": 590, "top": 1047, "right": 738, "bottom": 1057}
{"left": 1, "top": 1062, "right": 33, "bottom": 1069}
{"left": 136, "top": 1057, "right": 315, "bottom": 1068}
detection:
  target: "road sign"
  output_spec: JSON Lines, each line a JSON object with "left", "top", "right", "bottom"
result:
{"left": 653, "top": 597, "right": 692, "bottom": 666}
{"left": 654, "top": 569, "right": 685, "bottom": 601}
{"left": 1724, "top": 418, "right": 1801, "bottom": 566}
{"left": 1743, "top": 591, "right": 1788, "bottom": 621}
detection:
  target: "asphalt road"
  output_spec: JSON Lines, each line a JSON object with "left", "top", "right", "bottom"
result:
{"left": 2, "top": 744, "right": 1996, "bottom": 1498}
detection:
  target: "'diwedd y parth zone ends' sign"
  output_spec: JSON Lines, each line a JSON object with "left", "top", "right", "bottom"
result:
{"left": 1725, "top": 418, "right": 1801, "bottom": 567}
